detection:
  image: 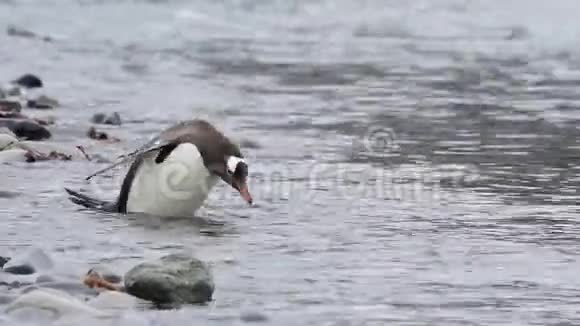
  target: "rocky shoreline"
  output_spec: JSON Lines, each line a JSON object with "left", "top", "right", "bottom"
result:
{"left": 1, "top": 74, "right": 223, "bottom": 324}
{"left": 1, "top": 248, "right": 215, "bottom": 324}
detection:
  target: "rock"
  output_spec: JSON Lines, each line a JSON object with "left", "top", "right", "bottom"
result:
{"left": 35, "top": 275, "right": 55, "bottom": 283}
{"left": 8, "top": 120, "right": 51, "bottom": 140}
{"left": 27, "top": 95, "right": 59, "bottom": 109}
{"left": 1, "top": 84, "right": 23, "bottom": 97}
{"left": 124, "top": 253, "right": 214, "bottom": 304}
{"left": 12, "top": 74, "right": 43, "bottom": 89}
{"left": 6, "top": 25, "right": 53, "bottom": 42}
{"left": 91, "top": 112, "right": 122, "bottom": 126}
{"left": 0, "top": 256, "right": 9, "bottom": 268}
{"left": 5, "top": 288, "right": 107, "bottom": 319}
{"left": 0, "top": 271, "right": 35, "bottom": 288}
{"left": 3, "top": 248, "right": 53, "bottom": 275}
{"left": 87, "top": 127, "right": 120, "bottom": 142}
{"left": 3, "top": 265, "right": 35, "bottom": 275}
{"left": 240, "top": 311, "right": 269, "bottom": 323}
{"left": 0, "top": 100, "right": 22, "bottom": 112}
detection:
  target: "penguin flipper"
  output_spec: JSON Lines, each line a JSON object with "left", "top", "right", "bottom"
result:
{"left": 64, "top": 188, "right": 117, "bottom": 212}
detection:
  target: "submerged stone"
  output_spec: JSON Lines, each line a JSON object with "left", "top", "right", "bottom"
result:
{"left": 0, "top": 100, "right": 22, "bottom": 112}
{"left": 91, "top": 112, "right": 122, "bottom": 126}
{"left": 12, "top": 74, "right": 43, "bottom": 89}
{"left": 3, "top": 265, "right": 35, "bottom": 275}
{"left": 4, "top": 120, "right": 51, "bottom": 140}
{"left": 124, "top": 253, "right": 214, "bottom": 304}
{"left": 27, "top": 95, "right": 59, "bottom": 109}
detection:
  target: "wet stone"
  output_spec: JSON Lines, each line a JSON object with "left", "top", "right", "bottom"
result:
{"left": 9, "top": 120, "right": 51, "bottom": 140}
{"left": 3, "top": 265, "right": 35, "bottom": 275}
{"left": 12, "top": 74, "right": 43, "bottom": 89}
{"left": 240, "top": 311, "right": 269, "bottom": 323}
{"left": 91, "top": 112, "right": 122, "bottom": 126}
{"left": 35, "top": 275, "right": 55, "bottom": 283}
{"left": 27, "top": 95, "right": 59, "bottom": 109}
{"left": 87, "top": 127, "right": 119, "bottom": 142}
{"left": 0, "top": 100, "right": 22, "bottom": 113}
{"left": 124, "top": 253, "right": 214, "bottom": 304}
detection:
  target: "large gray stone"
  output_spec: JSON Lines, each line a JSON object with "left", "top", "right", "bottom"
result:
{"left": 124, "top": 254, "right": 214, "bottom": 304}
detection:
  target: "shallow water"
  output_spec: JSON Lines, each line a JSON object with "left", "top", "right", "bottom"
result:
{"left": 1, "top": 0, "right": 580, "bottom": 325}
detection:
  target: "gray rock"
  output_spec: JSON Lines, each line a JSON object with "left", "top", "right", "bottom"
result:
{"left": 27, "top": 95, "right": 59, "bottom": 109}
{"left": 0, "top": 100, "right": 22, "bottom": 112}
{"left": 12, "top": 74, "right": 43, "bottom": 89}
{"left": 91, "top": 112, "right": 122, "bottom": 126}
{"left": 0, "top": 119, "right": 51, "bottom": 141}
{"left": 4, "top": 265, "right": 35, "bottom": 275}
{"left": 240, "top": 311, "right": 269, "bottom": 323}
{"left": 35, "top": 275, "right": 55, "bottom": 283}
{"left": 124, "top": 253, "right": 214, "bottom": 304}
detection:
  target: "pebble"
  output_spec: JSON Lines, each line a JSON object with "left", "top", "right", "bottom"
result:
{"left": 87, "top": 127, "right": 119, "bottom": 142}
{"left": 27, "top": 95, "right": 59, "bottom": 109}
{"left": 0, "top": 119, "right": 51, "bottom": 140}
{"left": 91, "top": 112, "right": 122, "bottom": 126}
{"left": 3, "top": 265, "right": 35, "bottom": 275}
{"left": 12, "top": 74, "right": 43, "bottom": 89}
{"left": 0, "top": 100, "right": 22, "bottom": 112}
{"left": 240, "top": 311, "right": 269, "bottom": 323}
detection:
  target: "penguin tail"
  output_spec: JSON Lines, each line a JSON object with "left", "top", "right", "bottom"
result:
{"left": 64, "top": 188, "right": 116, "bottom": 212}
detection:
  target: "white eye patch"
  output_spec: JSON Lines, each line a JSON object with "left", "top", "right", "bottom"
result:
{"left": 227, "top": 156, "right": 245, "bottom": 174}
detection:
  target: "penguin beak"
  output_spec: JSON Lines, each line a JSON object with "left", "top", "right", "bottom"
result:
{"left": 233, "top": 178, "right": 253, "bottom": 205}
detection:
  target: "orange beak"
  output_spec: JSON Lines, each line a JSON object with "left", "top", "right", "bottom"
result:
{"left": 234, "top": 181, "right": 253, "bottom": 205}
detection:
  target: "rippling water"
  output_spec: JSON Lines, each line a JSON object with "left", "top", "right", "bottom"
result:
{"left": 1, "top": 0, "right": 580, "bottom": 325}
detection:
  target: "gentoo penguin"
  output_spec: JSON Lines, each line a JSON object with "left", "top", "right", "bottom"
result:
{"left": 65, "top": 119, "right": 252, "bottom": 217}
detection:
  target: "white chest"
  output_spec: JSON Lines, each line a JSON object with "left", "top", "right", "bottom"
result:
{"left": 126, "top": 143, "right": 218, "bottom": 217}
